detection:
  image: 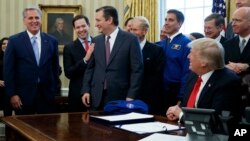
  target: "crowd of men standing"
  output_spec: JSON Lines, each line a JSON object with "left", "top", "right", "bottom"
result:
{"left": 1, "top": 2, "right": 250, "bottom": 137}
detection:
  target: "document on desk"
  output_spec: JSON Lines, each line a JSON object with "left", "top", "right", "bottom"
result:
{"left": 91, "top": 112, "right": 153, "bottom": 121}
{"left": 90, "top": 112, "right": 154, "bottom": 125}
{"left": 115, "top": 121, "right": 185, "bottom": 134}
{"left": 139, "top": 133, "right": 186, "bottom": 141}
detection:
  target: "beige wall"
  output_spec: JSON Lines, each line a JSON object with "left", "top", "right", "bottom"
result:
{"left": 0, "top": 0, "right": 125, "bottom": 92}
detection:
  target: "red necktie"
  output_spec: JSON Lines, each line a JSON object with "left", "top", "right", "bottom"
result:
{"left": 84, "top": 40, "right": 89, "bottom": 51}
{"left": 187, "top": 76, "right": 202, "bottom": 108}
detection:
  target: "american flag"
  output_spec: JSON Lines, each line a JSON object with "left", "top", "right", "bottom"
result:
{"left": 212, "top": 0, "right": 226, "bottom": 17}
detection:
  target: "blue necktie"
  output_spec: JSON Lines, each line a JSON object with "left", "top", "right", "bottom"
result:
{"left": 32, "top": 36, "right": 39, "bottom": 65}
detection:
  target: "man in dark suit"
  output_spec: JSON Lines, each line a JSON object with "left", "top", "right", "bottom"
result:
{"left": 166, "top": 38, "right": 243, "bottom": 132}
{"left": 130, "top": 16, "right": 165, "bottom": 115}
{"left": 81, "top": 6, "right": 143, "bottom": 110}
{"left": 63, "top": 15, "right": 94, "bottom": 112}
{"left": 204, "top": 13, "right": 227, "bottom": 44}
{"left": 223, "top": 7, "right": 250, "bottom": 78}
{"left": 4, "top": 7, "right": 59, "bottom": 115}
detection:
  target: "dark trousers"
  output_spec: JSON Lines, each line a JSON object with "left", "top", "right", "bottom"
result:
{"left": 89, "top": 90, "right": 108, "bottom": 112}
{"left": 15, "top": 84, "right": 55, "bottom": 115}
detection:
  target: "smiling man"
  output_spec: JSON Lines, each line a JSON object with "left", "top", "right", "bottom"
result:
{"left": 4, "top": 7, "right": 59, "bottom": 115}
{"left": 81, "top": 6, "right": 143, "bottom": 110}
{"left": 63, "top": 15, "right": 94, "bottom": 112}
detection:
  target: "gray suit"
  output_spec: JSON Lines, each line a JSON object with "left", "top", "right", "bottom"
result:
{"left": 82, "top": 29, "right": 144, "bottom": 108}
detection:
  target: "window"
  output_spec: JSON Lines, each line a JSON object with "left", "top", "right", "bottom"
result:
{"left": 159, "top": 0, "right": 213, "bottom": 35}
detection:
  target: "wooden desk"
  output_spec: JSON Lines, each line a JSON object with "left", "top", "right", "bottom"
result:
{"left": 1, "top": 112, "right": 185, "bottom": 141}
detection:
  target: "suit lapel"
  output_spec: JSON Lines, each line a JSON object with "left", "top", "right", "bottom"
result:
{"left": 39, "top": 33, "right": 50, "bottom": 66}
{"left": 107, "top": 30, "right": 125, "bottom": 66}
{"left": 22, "top": 32, "right": 38, "bottom": 65}
{"left": 197, "top": 70, "right": 221, "bottom": 105}
{"left": 74, "top": 39, "right": 86, "bottom": 57}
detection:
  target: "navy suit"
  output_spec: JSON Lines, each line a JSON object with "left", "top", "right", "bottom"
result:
{"left": 182, "top": 69, "right": 243, "bottom": 120}
{"left": 82, "top": 29, "right": 144, "bottom": 109}
{"left": 4, "top": 31, "right": 59, "bottom": 114}
{"left": 63, "top": 38, "right": 89, "bottom": 112}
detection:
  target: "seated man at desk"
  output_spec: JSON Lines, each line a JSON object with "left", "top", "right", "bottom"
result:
{"left": 166, "top": 38, "right": 244, "bottom": 134}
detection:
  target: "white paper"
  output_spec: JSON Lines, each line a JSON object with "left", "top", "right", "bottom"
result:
{"left": 139, "top": 133, "right": 186, "bottom": 141}
{"left": 90, "top": 112, "right": 153, "bottom": 122}
{"left": 115, "top": 121, "right": 185, "bottom": 134}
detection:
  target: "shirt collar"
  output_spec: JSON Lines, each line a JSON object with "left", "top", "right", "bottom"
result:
{"left": 27, "top": 30, "right": 41, "bottom": 39}
{"left": 215, "top": 35, "right": 222, "bottom": 42}
{"left": 200, "top": 70, "right": 214, "bottom": 84}
{"left": 140, "top": 38, "right": 147, "bottom": 50}
{"left": 107, "top": 27, "right": 119, "bottom": 40}
{"left": 168, "top": 31, "right": 181, "bottom": 42}
{"left": 79, "top": 36, "right": 92, "bottom": 43}
{"left": 239, "top": 34, "right": 250, "bottom": 44}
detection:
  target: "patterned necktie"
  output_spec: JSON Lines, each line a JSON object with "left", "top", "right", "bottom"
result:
{"left": 105, "top": 36, "right": 111, "bottom": 64}
{"left": 240, "top": 39, "right": 246, "bottom": 53}
{"left": 84, "top": 39, "right": 89, "bottom": 51}
{"left": 32, "top": 36, "right": 39, "bottom": 65}
{"left": 187, "top": 76, "right": 202, "bottom": 108}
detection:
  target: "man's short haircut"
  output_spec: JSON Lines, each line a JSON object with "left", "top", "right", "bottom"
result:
{"left": 133, "top": 16, "right": 150, "bottom": 30}
{"left": 72, "top": 15, "right": 90, "bottom": 27}
{"left": 205, "top": 13, "right": 225, "bottom": 27}
{"left": 167, "top": 9, "right": 185, "bottom": 24}
{"left": 22, "top": 7, "right": 42, "bottom": 19}
{"left": 96, "top": 6, "right": 119, "bottom": 26}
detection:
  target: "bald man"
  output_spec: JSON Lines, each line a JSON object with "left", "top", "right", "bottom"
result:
{"left": 223, "top": 7, "right": 250, "bottom": 77}
{"left": 225, "top": 0, "right": 250, "bottom": 39}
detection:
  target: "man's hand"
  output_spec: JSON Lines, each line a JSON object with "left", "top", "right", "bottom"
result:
{"left": 83, "top": 43, "right": 95, "bottom": 62}
{"left": 0, "top": 80, "right": 4, "bottom": 87}
{"left": 10, "top": 95, "right": 22, "bottom": 109}
{"left": 82, "top": 93, "right": 90, "bottom": 107}
{"left": 226, "top": 61, "right": 249, "bottom": 74}
{"left": 166, "top": 105, "right": 182, "bottom": 121}
{"left": 126, "top": 97, "right": 134, "bottom": 101}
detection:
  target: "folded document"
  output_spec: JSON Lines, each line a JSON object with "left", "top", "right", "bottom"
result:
{"left": 115, "top": 121, "right": 185, "bottom": 134}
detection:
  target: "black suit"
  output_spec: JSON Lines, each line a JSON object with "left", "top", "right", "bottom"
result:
{"left": 223, "top": 36, "right": 250, "bottom": 77}
{"left": 140, "top": 41, "right": 165, "bottom": 115}
{"left": 82, "top": 29, "right": 143, "bottom": 109}
{"left": 63, "top": 38, "right": 90, "bottom": 112}
{"left": 50, "top": 30, "right": 72, "bottom": 45}
{"left": 219, "top": 36, "right": 227, "bottom": 44}
{"left": 182, "top": 69, "right": 243, "bottom": 121}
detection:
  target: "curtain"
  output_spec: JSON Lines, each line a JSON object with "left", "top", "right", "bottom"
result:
{"left": 124, "top": 0, "right": 158, "bottom": 42}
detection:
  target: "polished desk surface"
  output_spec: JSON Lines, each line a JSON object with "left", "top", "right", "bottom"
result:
{"left": 1, "top": 112, "right": 185, "bottom": 141}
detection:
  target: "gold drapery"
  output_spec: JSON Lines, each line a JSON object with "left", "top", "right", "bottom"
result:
{"left": 124, "top": 0, "right": 158, "bottom": 42}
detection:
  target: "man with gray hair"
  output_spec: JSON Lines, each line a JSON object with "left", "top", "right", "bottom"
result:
{"left": 4, "top": 7, "right": 59, "bottom": 115}
{"left": 130, "top": 16, "right": 165, "bottom": 115}
{"left": 167, "top": 38, "right": 243, "bottom": 135}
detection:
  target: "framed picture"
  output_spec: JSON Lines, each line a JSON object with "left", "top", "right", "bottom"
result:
{"left": 39, "top": 4, "right": 82, "bottom": 53}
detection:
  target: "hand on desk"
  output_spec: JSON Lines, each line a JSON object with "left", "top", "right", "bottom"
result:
{"left": 82, "top": 93, "right": 90, "bottom": 107}
{"left": 166, "top": 105, "right": 182, "bottom": 121}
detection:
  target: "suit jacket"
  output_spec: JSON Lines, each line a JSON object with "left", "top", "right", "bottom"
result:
{"left": 223, "top": 36, "right": 250, "bottom": 76}
{"left": 4, "top": 31, "right": 59, "bottom": 105}
{"left": 140, "top": 41, "right": 165, "bottom": 114}
{"left": 82, "top": 29, "right": 144, "bottom": 108}
{"left": 182, "top": 69, "right": 243, "bottom": 119}
{"left": 219, "top": 36, "right": 227, "bottom": 44}
{"left": 63, "top": 38, "right": 89, "bottom": 111}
